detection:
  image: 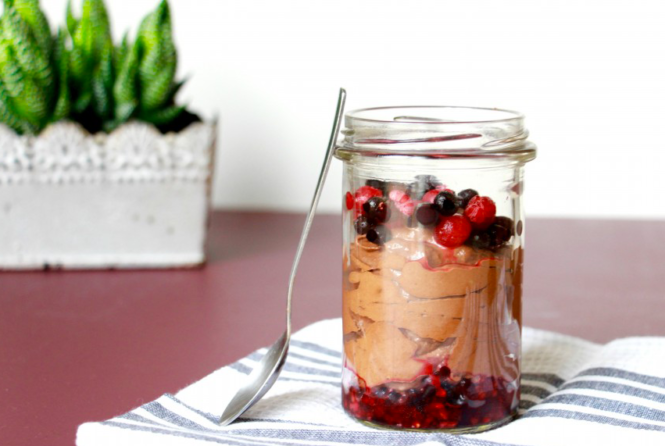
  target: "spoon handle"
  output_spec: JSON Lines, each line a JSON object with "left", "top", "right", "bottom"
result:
{"left": 285, "top": 88, "right": 347, "bottom": 335}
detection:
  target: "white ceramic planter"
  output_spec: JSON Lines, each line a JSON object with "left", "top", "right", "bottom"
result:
{"left": 0, "top": 120, "right": 216, "bottom": 269}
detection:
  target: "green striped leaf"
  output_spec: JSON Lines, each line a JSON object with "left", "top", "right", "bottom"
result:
{"left": 92, "top": 41, "right": 113, "bottom": 118}
{"left": 52, "top": 29, "right": 70, "bottom": 121}
{"left": 1, "top": 7, "right": 52, "bottom": 88}
{"left": 66, "top": 0, "right": 78, "bottom": 36}
{"left": 0, "top": 78, "right": 33, "bottom": 133}
{"left": 137, "top": 0, "right": 176, "bottom": 111}
{"left": 13, "top": 0, "right": 52, "bottom": 60}
{"left": 113, "top": 37, "right": 139, "bottom": 122}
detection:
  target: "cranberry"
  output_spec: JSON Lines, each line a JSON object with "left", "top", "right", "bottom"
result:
{"left": 434, "top": 214, "right": 472, "bottom": 248}
{"left": 465, "top": 196, "right": 496, "bottom": 230}
{"left": 345, "top": 192, "right": 354, "bottom": 210}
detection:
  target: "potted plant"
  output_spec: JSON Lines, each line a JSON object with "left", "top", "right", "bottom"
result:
{"left": 0, "top": 0, "right": 216, "bottom": 269}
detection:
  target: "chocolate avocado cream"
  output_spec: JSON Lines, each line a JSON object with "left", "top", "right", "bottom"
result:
{"left": 343, "top": 228, "right": 521, "bottom": 388}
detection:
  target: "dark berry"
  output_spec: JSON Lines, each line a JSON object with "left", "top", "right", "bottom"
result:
{"left": 363, "top": 197, "right": 390, "bottom": 223}
{"left": 465, "top": 196, "right": 496, "bottom": 230}
{"left": 459, "top": 377, "right": 473, "bottom": 389}
{"left": 494, "top": 216, "right": 515, "bottom": 236}
{"left": 415, "top": 203, "right": 438, "bottom": 226}
{"left": 374, "top": 385, "right": 389, "bottom": 398}
{"left": 457, "top": 189, "right": 479, "bottom": 208}
{"left": 388, "top": 390, "right": 401, "bottom": 403}
{"left": 353, "top": 186, "right": 383, "bottom": 216}
{"left": 432, "top": 191, "right": 459, "bottom": 216}
{"left": 469, "top": 232, "right": 492, "bottom": 250}
{"left": 434, "top": 364, "right": 451, "bottom": 378}
{"left": 345, "top": 192, "right": 354, "bottom": 210}
{"left": 365, "top": 179, "right": 387, "bottom": 193}
{"left": 366, "top": 225, "right": 391, "bottom": 245}
{"left": 487, "top": 222, "right": 511, "bottom": 247}
{"left": 434, "top": 214, "right": 472, "bottom": 248}
{"left": 354, "top": 216, "right": 373, "bottom": 235}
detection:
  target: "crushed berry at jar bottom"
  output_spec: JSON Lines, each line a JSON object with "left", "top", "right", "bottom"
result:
{"left": 342, "top": 365, "right": 518, "bottom": 431}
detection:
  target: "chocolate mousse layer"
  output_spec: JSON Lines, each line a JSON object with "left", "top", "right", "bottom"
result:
{"left": 343, "top": 229, "right": 521, "bottom": 388}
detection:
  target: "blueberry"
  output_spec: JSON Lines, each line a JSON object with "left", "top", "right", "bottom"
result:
{"left": 354, "top": 216, "right": 373, "bottom": 235}
{"left": 373, "top": 385, "right": 389, "bottom": 398}
{"left": 487, "top": 222, "right": 511, "bottom": 247}
{"left": 366, "top": 225, "right": 391, "bottom": 245}
{"left": 415, "top": 203, "right": 438, "bottom": 226}
{"left": 388, "top": 390, "right": 401, "bottom": 403}
{"left": 432, "top": 191, "right": 458, "bottom": 216}
{"left": 494, "top": 216, "right": 515, "bottom": 236}
{"left": 363, "top": 197, "right": 390, "bottom": 223}
{"left": 447, "top": 387, "right": 466, "bottom": 406}
{"left": 458, "top": 189, "right": 479, "bottom": 208}
{"left": 470, "top": 232, "right": 492, "bottom": 250}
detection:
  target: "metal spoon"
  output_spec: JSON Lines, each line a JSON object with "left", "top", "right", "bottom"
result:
{"left": 219, "top": 88, "right": 347, "bottom": 426}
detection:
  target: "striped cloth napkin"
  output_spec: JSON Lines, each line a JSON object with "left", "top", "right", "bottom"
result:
{"left": 77, "top": 319, "right": 665, "bottom": 446}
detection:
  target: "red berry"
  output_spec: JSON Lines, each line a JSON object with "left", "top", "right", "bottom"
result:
{"left": 354, "top": 186, "right": 383, "bottom": 216}
{"left": 388, "top": 190, "right": 415, "bottom": 216}
{"left": 465, "top": 196, "right": 496, "bottom": 230}
{"left": 422, "top": 186, "right": 451, "bottom": 204}
{"left": 434, "top": 215, "right": 472, "bottom": 248}
{"left": 345, "top": 192, "right": 354, "bottom": 210}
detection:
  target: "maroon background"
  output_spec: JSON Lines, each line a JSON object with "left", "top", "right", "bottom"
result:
{"left": 1, "top": 211, "right": 664, "bottom": 445}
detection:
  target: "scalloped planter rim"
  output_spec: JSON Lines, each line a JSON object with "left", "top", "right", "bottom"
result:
{"left": 0, "top": 121, "right": 216, "bottom": 269}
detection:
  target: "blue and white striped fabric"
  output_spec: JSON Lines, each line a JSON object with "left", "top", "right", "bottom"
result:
{"left": 77, "top": 319, "right": 665, "bottom": 446}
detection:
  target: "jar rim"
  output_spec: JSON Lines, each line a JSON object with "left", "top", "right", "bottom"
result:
{"left": 337, "top": 105, "right": 536, "bottom": 163}
{"left": 346, "top": 106, "right": 524, "bottom": 126}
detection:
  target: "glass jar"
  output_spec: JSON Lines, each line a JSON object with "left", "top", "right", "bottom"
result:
{"left": 335, "top": 106, "right": 536, "bottom": 432}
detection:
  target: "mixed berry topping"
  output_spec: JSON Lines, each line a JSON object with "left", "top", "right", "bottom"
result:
{"left": 354, "top": 186, "right": 383, "bottom": 217}
{"left": 363, "top": 197, "right": 390, "bottom": 224}
{"left": 415, "top": 203, "right": 438, "bottom": 226}
{"left": 345, "top": 192, "right": 354, "bottom": 210}
{"left": 432, "top": 191, "right": 459, "bottom": 217}
{"left": 354, "top": 215, "right": 372, "bottom": 235}
{"left": 457, "top": 189, "right": 479, "bottom": 208}
{"left": 343, "top": 365, "right": 516, "bottom": 430}
{"left": 366, "top": 225, "right": 391, "bottom": 245}
{"left": 435, "top": 214, "right": 472, "bottom": 248}
{"left": 465, "top": 196, "right": 497, "bottom": 230}
{"left": 348, "top": 176, "right": 515, "bottom": 250}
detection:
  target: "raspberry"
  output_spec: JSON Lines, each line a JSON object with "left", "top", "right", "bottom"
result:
{"left": 354, "top": 186, "right": 383, "bottom": 216}
{"left": 434, "top": 215, "right": 472, "bottom": 248}
{"left": 345, "top": 192, "right": 354, "bottom": 210}
{"left": 388, "top": 190, "right": 416, "bottom": 217}
{"left": 464, "top": 196, "right": 496, "bottom": 230}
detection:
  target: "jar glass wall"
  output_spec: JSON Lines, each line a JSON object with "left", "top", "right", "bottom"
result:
{"left": 335, "top": 107, "right": 536, "bottom": 432}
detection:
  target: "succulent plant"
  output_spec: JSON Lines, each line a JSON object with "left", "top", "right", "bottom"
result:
{"left": 0, "top": 0, "right": 198, "bottom": 135}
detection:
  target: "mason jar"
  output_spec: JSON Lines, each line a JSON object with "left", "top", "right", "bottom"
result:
{"left": 335, "top": 106, "right": 536, "bottom": 432}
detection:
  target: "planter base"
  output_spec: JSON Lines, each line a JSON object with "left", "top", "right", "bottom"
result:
{"left": 0, "top": 121, "right": 215, "bottom": 269}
